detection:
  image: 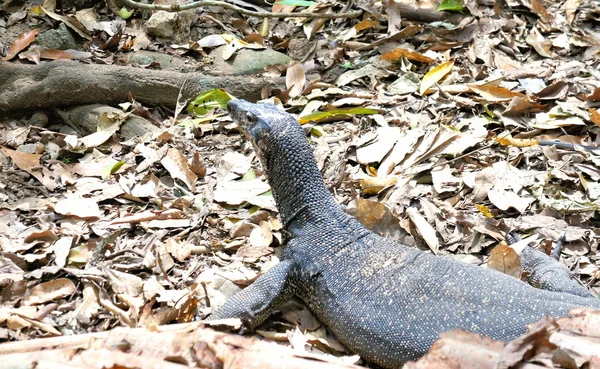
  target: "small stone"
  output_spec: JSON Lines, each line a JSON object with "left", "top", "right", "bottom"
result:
{"left": 146, "top": 10, "right": 197, "bottom": 43}
{"left": 17, "top": 143, "right": 45, "bottom": 154}
{"left": 129, "top": 50, "right": 185, "bottom": 69}
{"left": 209, "top": 46, "right": 292, "bottom": 75}
{"left": 36, "top": 23, "right": 77, "bottom": 50}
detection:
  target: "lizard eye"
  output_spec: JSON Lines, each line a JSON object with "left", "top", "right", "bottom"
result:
{"left": 245, "top": 112, "right": 257, "bottom": 123}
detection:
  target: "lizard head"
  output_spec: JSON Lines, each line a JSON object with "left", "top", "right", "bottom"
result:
{"left": 227, "top": 99, "right": 298, "bottom": 165}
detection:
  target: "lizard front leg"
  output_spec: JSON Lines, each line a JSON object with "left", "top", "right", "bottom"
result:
{"left": 209, "top": 259, "right": 295, "bottom": 328}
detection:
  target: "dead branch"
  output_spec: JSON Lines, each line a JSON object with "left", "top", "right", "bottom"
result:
{"left": 0, "top": 321, "right": 363, "bottom": 369}
{"left": 120, "top": 0, "right": 363, "bottom": 18}
{"left": 0, "top": 61, "right": 284, "bottom": 112}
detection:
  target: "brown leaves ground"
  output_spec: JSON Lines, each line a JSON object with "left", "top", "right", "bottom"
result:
{"left": 1, "top": 0, "right": 600, "bottom": 367}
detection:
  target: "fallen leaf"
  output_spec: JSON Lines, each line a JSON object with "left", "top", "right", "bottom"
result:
{"left": 249, "top": 220, "right": 273, "bottom": 247}
{"left": 77, "top": 112, "right": 126, "bottom": 150}
{"left": 487, "top": 242, "right": 520, "bottom": 278}
{"left": 355, "top": 19, "right": 379, "bottom": 31}
{"left": 23, "top": 278, "right": 77, "bottom": 306}
{"left": 420, "top": 60, "right": 454, "bottom": 95}
{"left": 347, "top": 199, "right": 405, "bottom": 241}
{"left": 590, "top": 108, "right": 600, "bottom": 127}
{"left": 406, "top": 207, "right": 439, "bottom": 254}
{"left": 355, "top": 127, "right": 402, "bottom": 164}
{"left": 53, "top": 237, "right": 74, "bottom": 267}
{"left": 39, "top": 48, "right": 76, "bottom": 60}
{"left": 380, "top": 48, "right": 435, "bottom": 63}
{"left": 530, "top": 0, "right": 552, "bottom": 24}
{"left": 298, "top": 107, "right": 378, "bottom": 124}
{"left": 286, "top": 62, "right": 306, "bottom": 98}
{"left": 73, "top": 283, "right": 100, "bottom": 324}
{"left": 359, "top": 177, "right": 398, "bottom": 195}
{"left": 2, "top": 29, "right": 38, "bottom": 61}
{"left": 468, "top": 84, "right": 526, "bottom": 102}
{"left": 53, "top": 196, "right": 102, "bottom": 218}
{"left": 166, "top": 238, "right": 192, "bottom": 262}
{"left": 526, "top": 27, "right": 553, "bottom": 58}
{"left": 161, "top": 148, "right": 197, "bottom": 192}
{"left": 111, "top": 209, "right": 186, "bottom": 224}
{"left": 303, "top": 8, "right": 329, "bottom": 39}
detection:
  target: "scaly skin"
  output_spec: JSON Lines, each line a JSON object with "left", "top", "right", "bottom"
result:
{"left": 211, "top": 100, "right": 600, "bottom": 368}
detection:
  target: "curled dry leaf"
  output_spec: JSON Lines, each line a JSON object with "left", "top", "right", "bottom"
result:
{"left": 467, "top": 84, "right": 526, "bottom": 102}
{"left": 380, "top": 48, "right": 435, "bottom": 64}
{"left": 166, "top": 238, "right": 192, "bottom": 262}
{"left": 487, "top": 242, "right": 521, "bottom": 278}
{"left": 161, "top": 148, "right": 197, "bottom": 192}
{"left": 406, "top": 207, "right": 439, "bottom": 254}
{"left": 103, "top": 267, "right": 144, "bottom": 297}
{"left": 249, "top": 220, "right": 273, "bottom": 247}
{"left": 23, "top": 278, "right": 77, "bottom": 306}
{"left": 359, "top": 177, "right": 398, "bottom": 195}
{"left": 74, "top": 282, "right": 100, "bottom": 324}
{"left": 347, "top": 199, "right": 405, "bottom": 241}
{"left": 2, "top": 29, "right": 38, "bottom": 61}
{"left": 53, "top": 236, "right": 74, "bottom": 267}
{"left": 190, "top": 151, "right": 207, "bottom": 177}
{"left": 77, "top": 112, "right": 125, "bottom": 150}
{"left": 286, "top": 62, "right": 306, "bottom": 98}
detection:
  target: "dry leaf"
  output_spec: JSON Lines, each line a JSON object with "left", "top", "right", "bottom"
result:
{"left": 53, "top": 196, "right": 102, "bottom": 218}
{"left": 487, "top": 242, "right": 520, "bottom": 278}
{"left": 286, "top": 62, "right": 306, "bottom": 98}
{"left": 249, "top": 220, "right": 273, "bottom": 247}
{"left": 74, "top": 283, "right": 100, "bottom": 324}
{"left": 359, "top": 177, "right": 398, "bottom": 195}
{"left": 2, "top": 29, "right": 38, "bottom": 61}
{"left": 53, "top": 237, "right": 74, "bottom": 267}
{"left": 467, "top": 84, "right": 526, "bottom": 102}
{"left": 77, "top": 112, "right": 125, "bottom": 150}
{"left": 526, "top": 27, "right": 553, "bottom": 58}
{"left": 348, "top": 199, "right": 405, "bottom": 241}
{"left": 380, "top": 48, "right": 435, "bottom": 63}
{"left": 406, "top": 207, "right": 439, "bottom": 254}
{"left": 23, "top": 278, "right": 77, "bottom": 306}
{"left": 590, "top": 108, "right": 600, "bottom": 127}
{"left": 39, "top": 48, "right": 77, "bottom": 60}
{"left": 161, "top": 148, "right": 197, "bottom": 192}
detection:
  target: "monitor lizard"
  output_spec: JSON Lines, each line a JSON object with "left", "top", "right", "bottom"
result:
{"left": 211, "top": 99, "right": 600, "bottom": 368}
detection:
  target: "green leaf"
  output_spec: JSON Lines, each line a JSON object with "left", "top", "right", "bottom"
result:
{"left": 102, "top": 160, "right": 125, "bottom": 180}
{"left": 438, "top": 0, "right": 464, "bottom": 11}
{"left": 242, "top": 168, "right": 257, "bottom": 181}
{"left": 119, "top": 7, "right": 133, "bottom": 19}
{"left": 310, "top": 125, "right": 325, "bottom": 137}
{"left": 275, "top": 0, "right": 316, "bottom": 6}
{"left": 187, "top": 89, "right": 232, "bottom": 117}
{"left": 178, "top": 113, "right": 225, "bottom": 127}
{"left": 341, "top": 61, "right": 354, "bottom": 69}
{"left": 298, "top": 107, "right": 378, "bottom": 124}
{"left": 67, "top": 244, "right": 89, "bottom": 264}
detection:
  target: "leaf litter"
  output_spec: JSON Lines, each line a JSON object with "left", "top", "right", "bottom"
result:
{"left": 1, "top": 0, "right": 600, "bottom": 367}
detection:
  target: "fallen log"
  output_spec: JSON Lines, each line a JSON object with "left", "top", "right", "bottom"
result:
{"left": 0, "top": 61, "right": 285, "bottom": 112}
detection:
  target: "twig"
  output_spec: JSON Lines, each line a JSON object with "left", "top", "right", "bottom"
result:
{"left": 120, "top": 0, "right": 362, "bottom": 18}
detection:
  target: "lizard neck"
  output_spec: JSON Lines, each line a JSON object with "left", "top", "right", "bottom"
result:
{"left": 264, "top": 133, "right": 346, "bottom": 238}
